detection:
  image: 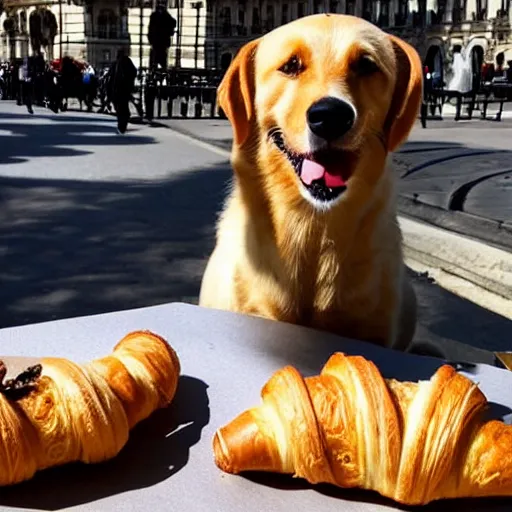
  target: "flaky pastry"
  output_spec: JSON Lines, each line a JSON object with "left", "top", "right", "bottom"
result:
{"left": 0, "top": 330, "right": 180, "bottom": 486}
{"left": 214, "top": 352, "right": 512, "bottom": 505}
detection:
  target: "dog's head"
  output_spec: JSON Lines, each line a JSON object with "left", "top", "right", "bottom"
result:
{"left": 218, "top": 14, "right": 422, "bottom": 210}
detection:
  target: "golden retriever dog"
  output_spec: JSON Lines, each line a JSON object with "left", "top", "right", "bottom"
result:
{"left": 199, "top": 14, "right": 422, "bottom": 350}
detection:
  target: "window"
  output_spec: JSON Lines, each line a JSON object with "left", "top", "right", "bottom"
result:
{"left": 379, "top": 0, "right": 390, "bottom": 25}
{"left": 362, "top": 0, "right": 373, "bottom": 20}
{"left": 237, "top": 7, "right": 246, "bottom": 35}
{"left": 395, "top": 0, "right": 408, "bottom": 24}
{"left": 475, "top": 0, "right": 487, "bottom": 19}
{"left": 97, "top": 9, "right": 118, "bottom": 39}
{"left": 120, "top": 7, "right": 128, "bottom": 36}
{"left": 251, "top": 7, "right": 261, "bottom": 33}
{"left": 314, "top": 1, "right": 325, "bottom": 13}
{"left": 282, "top": 3, "right": 289, "bottom": 24}
{"left": 19, "top": 11, "right": 27, "bottom": 33}
{"left": 266, "top": 4, "right": 275, "bottom": 29}
{"left": 435, "top": 0, "right": 446, "bottom": 22}
{"left": 497, "top": 0, "right": 509, "bottom": 17}
{"left": 220, "top": 6, "right": 231, "bottom": 36}
{"left": 452, "top": 0, "right": 465, "bottom": 22}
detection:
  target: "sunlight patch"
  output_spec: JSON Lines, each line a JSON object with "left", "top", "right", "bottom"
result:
{"left": 77, "top": 131, "right": 117, "bottom": 137}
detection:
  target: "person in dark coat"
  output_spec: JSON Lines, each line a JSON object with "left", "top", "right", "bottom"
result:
{"left": 110, "top": 48, "right": 137, "bottom": 134}
{"left": 19, "top": 55, "right": 35, "bottom": 114}
{"left": 147, "top": 4, "right": 176, "bottom": 70}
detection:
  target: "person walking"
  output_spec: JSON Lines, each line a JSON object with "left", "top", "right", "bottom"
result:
{"left": 19, "top": 55, "right": 34, "bottom": 114}
{"left": 110, "top": 48, "right": 137, "bottom": 134}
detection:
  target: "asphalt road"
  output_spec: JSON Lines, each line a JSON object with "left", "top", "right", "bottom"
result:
{"left": 0, "top": 101, "right": 510, "bottom": 361}
{"left": 396, "top": 119, "right": 512, "bottom": 224}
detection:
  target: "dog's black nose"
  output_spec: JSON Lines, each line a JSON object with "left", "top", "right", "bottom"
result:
{"left": 307, "top": 97, "right": 355, "bottom": 142}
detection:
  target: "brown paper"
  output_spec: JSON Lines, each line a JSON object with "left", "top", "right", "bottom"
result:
{"left": 0, "top": 356, "right": 44, "bottom": 381}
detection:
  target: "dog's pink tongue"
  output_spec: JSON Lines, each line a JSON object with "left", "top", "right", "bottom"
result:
{"left": 301, "top": 159, "right": 346, "bottom": 188}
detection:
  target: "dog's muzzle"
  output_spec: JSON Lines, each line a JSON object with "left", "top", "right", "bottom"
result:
{"left": 269, "top": 97, "right": 358, "bottom": 205}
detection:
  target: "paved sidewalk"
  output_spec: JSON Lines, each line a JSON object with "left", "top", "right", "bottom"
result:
{"left": 153, "top": 117, "right": 512, "bottom": 252}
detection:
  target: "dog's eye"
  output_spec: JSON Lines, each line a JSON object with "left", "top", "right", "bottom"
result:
{"left": 352, "top": 55, "right": 380, "bottom": 76}
{"left": 279, "top": 55, "right": 303, "bottom": 77}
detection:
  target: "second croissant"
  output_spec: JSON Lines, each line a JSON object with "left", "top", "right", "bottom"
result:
{"left": 213, "top": 352, "right": 512, "bottom": 506}
{"left": 0, "top": 330, "right": 180, "bottom": 486}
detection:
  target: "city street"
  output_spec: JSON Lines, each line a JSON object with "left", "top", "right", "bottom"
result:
{"left": 0, "top": 101, "right": 511, "bottom": 361}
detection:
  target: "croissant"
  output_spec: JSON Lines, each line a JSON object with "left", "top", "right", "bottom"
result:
{"left": 0, "top": 330, "right": 180, "bottom": 487}
{"left": 213, "top": 352, "right": 512, "bottom": 506}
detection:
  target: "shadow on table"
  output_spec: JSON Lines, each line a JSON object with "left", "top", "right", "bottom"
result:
{"left": 247, "top": 472, "right": 512, "bottom": 511}
{"left": 0, "top": 375, "right": 210, "bottom": 511}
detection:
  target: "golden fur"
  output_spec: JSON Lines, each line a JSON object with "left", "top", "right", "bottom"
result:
{"left": 200, "top": 14, "right": 423, "bottom": 349}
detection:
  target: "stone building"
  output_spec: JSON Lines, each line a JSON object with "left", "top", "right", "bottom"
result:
{"left": 0, "top": 0, "right": 208, "bottom": 69}
{"left": 0, "top": 0, "right": 511, "bottom": 79}
{"left": 205, "top": 0, "right": 512, "bottom": 85}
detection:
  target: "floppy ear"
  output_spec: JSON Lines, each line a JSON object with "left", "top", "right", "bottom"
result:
{"left": 217, "top": 39, "right": 260, "bottom": 146}
{"left": 384, "top": 35, "right": 423, "bottom": 152}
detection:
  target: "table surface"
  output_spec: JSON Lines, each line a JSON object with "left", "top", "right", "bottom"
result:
{"left": 0, "top": 302, "right": 511, "bottom": 512}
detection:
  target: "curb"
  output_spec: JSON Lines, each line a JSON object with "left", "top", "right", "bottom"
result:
{"left": 397, "top": 195, "right": 512, "bottom": 253}
{"left": 154, "top": 119, "right": 512, "bottom": 301}
{"left": 399, "top": 216, "right": 512, "bottom": 301}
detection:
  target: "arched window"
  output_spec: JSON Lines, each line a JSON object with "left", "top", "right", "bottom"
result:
{"left": 97, "top": 8, "right": 118, "bottom": 39}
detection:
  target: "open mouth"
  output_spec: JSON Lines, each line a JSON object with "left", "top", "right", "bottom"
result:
{"left": 269, "top": 129, "right": 352, "bottom": 203}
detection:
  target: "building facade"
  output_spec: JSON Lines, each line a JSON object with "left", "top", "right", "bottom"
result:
{"left": 206, "top": 0, "right": 512, "bottom": 85}
{"left": 1, "top": 0, "right": 511, "bottom": 79}
{"left": 0, "top": 0, "right": 208, "bottom": 69}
